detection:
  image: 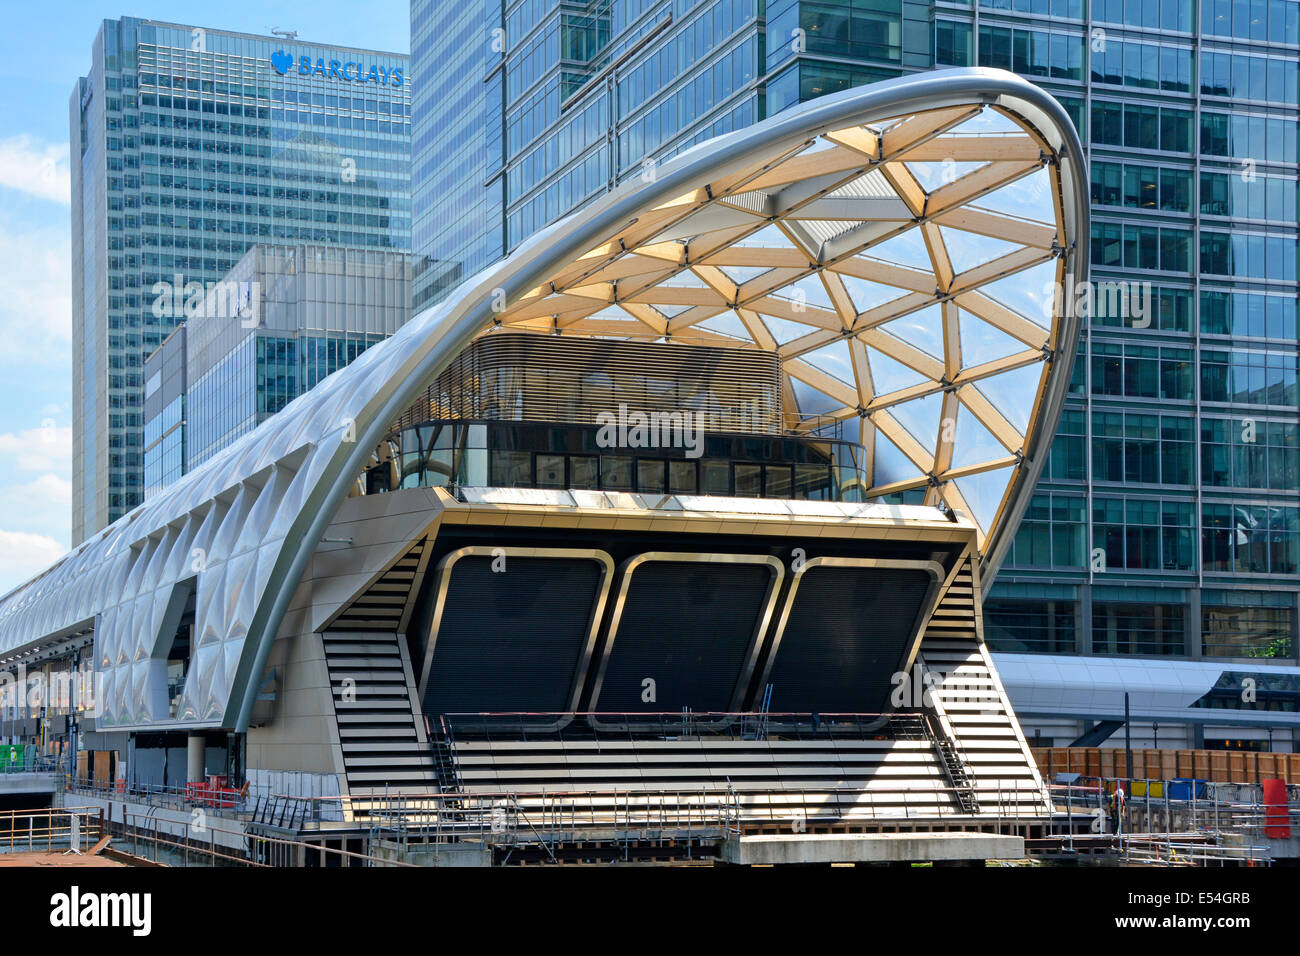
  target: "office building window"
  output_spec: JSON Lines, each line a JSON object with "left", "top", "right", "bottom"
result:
{"left": 1202, "top": 605, "right": 1295, "bottom": 658}
{"left": 1201, "top": 417, "right": 1299, "bottom": 490}
{"left": 1007, "top": 493, "right": 1087, "bottom": 568}
{"left": 1202, "top": 503, "right": 1300, "bottom": 575}
{"left": 1092, "top": 601, "right": 1186, "bottom": 655}
{"left": 1094, "top": 496, "right": 1196, "bottom": 571}
{"left": 984, "top": 599, "right": 1078, "bottom": 654}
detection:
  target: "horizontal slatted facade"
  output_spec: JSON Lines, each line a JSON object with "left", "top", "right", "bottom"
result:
{"left": 327, "top": 538, "right": 427, "bottom": 633}
{"left": 393, "top": 332, "right": 783, "bottom": 436}
{"left": 324, "top": 630, "right": 436, "bottom": 791}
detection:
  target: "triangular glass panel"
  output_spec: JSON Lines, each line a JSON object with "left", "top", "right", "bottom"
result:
{"left": 879, "top": 304, "right": 945, "bottom": 360}
{"left": 968, "top": 166, "right": 1053, "bottom": 224}
{"left": 718, "top": 265, "right": 773, "bottom": 285}
{"left": 865, "top": 344, "right": 930, "bottom": 394}
{"left": 939, "top": 226, "right": 1023, "bottom": 274}
{"left": 650, "top": 304, "right": 694, "bottom": 319}
{"left": 948, "top": 108, "right": 1024, "bottom": 136}
{"left": 905, "top": 161, "right": 987, "bottom": 192}
{"left": 971, "top": 363, "right": 1045, "bottom": 435}
{"left": 860, "top": 227, "right": 932, "bottom": 271}
{"left": 874, "top": 429, "right": 925, "bottom": 486}
{"left": 660, "top": 269, "right": 712, "bottom": 288}
{"left": 837, "top": 273, "right": 911, "bottom": 313}
{"left": 730, "top": 224, "right": 798, "bottom": 249}
{"left": 791, "top": 376, "right": 842, "bottom": 418}
{"left": 801, "top": 339, "right": 856, "bottom": 388}
{"left": 976, "top": 259, "right": 1056, "bottom": 328}
{"left": 954, "top": 465, "right": 1015, "bottom": 532}
{"left": 949, "top": 404, "right": 1010, "bottom": 470}
{"left": 769, "top": 273, "right": 835, "bottom": 313}
{"left": 890, "top": 391, "right": 944, "bottom": 454}
{"left": 959, "top": 308, "right": 1028, "bottom": 367}
{"left": 759, "top": 313, "right": 818, "bottom": 346}
{"left": 697, "top": 312, "right": 752, "bottom": 341}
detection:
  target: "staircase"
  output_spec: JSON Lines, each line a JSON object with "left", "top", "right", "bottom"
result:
{"left": 322, "top": 630, "right": 437, "bottom": 792}
{"left": 923, "top": 712, "right": 981, "bottom": 814}
{"left": 429, "top": 718, "right": 462, "bottom": 793}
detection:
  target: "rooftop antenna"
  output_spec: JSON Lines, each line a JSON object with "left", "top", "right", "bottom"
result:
{"left": 271, "top": 28, "right": 299, "bottom": 41}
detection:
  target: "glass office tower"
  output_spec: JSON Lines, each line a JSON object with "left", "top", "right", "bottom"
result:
{"left": 71, "top": 17, "right": 410, "bottom": 543}
{"left": 411, "top": 1, "right": 1298, "bottom": 749}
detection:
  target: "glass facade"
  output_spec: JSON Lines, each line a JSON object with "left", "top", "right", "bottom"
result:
{"left": 72, "top": 18, "right": 409, "bottom": 541}
{"left": 368, "top": 419, "right": 872, "bottom": 500}
{"left": 411, "top": 1, "right": 1299, "bottom": 691}
{"left": 934, "top": 0, "right": 1300, "bottom": 673}
{"left": 140, "top": 243, "right": 412, "bottom": 491}
{"left": 410, "top": 0, "right": 503, "bottom": 309}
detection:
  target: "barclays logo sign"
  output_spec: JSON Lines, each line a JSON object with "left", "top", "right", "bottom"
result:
{"left": 270, "top": 50, "right": 404, "bottom": 87}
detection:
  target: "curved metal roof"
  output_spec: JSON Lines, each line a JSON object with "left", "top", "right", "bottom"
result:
{"left": 0, "top": 68, "right": 1086, "bottom": 731}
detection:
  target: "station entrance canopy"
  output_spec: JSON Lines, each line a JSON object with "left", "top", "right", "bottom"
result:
{"left": 0, "top": 68, "right": 1085, "bottom": 732}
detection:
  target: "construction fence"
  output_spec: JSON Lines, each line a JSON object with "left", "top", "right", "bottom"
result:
{"left": 1034, "top": 747, "right": 1300, "bottom": 784}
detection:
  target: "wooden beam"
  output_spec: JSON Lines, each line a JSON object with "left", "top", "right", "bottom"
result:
{"left": 879, "top": 161, "right": 926, "bottom": 217}
{"left": 735, "top": 308, "right": 777, "bottom": 350}
{"left": 948, "top": 246, "right": 1051, "bottom": 298}
{"left": 926, "top": 160, "right": 1042, "bottom": 218}
{"left": 951, "top": 349, "right": 1044, "bottom": 385}
{"left": 942, "top": 299, "right": 962, "bottom": 381}
{"left": 834, "top": 256, "right": 936, "bottom": 295}
{"left": 931, "top": 206, "right": 1057, "bottom": 250}
{"left": 879, "top": 105, "right": 983, "bottom": 161}
{"left": 735, "top": 145, "right": 873, "bottom": 194}
{"left": 849, "top": 337, "right": 874, "bottom": 406}
{"left": 786, "top": 359, "right": 859, "bottom": 407}
{"left": 858, "top": 327, "right": 945, "bottom": 381}
{"left": 825, "top": 125, "right": 881, "bottom": 159}
{"left": 870, "top": 409, "right": 935, "bottom": 473}
{"left": 921, "top": 222, "right": 954, "bottom": 293}
{"left": 899, "top": 135, "right": 1042, "bottom": 162}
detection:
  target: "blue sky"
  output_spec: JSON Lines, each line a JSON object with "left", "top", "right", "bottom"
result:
{"left": 0, "top": 2, "right": 410, "bottom": 591}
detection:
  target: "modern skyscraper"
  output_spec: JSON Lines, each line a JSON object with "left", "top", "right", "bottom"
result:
{"left": 71, "top": 17, "right": 410, "bottom": 543}
{"left": 411, "top": 1, "right": 1299, "bottom": 751}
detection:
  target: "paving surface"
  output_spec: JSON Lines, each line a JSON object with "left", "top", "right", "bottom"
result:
{"left": 0, "top": 851, "right": 124, "bottom": 867}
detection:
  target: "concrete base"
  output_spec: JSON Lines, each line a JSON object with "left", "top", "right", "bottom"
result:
{"left": 0, "top": 773, "right": 58, "bottom": 797}
{"left": 721, "top": 831, "right": 1025, "bottom": 866}
{"left": 371, "top": 839, "right": 492, "bottom": 867}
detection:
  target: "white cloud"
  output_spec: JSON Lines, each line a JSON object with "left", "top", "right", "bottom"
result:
{"left": 0, "top": 529, "right": 67, "bottom": 595}
{"left": 0, "top": 473, "right": 71, "bottom": 538}
{"left": 0, "top": 424, "right": 72, "bottom": 473}
{"left": 0, "top": 220, "right": 71, "bottom": 360}
{"left": 0, "top": 424, "right": 72, "bottom": 591}
{"left": 0, "top": 472, "right": 71, "bottom": 593}
{"left": 0, "top": 136, "right": 70, "bottom": 204}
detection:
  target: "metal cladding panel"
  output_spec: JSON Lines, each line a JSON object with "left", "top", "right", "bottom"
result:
{"left": 593, "top": 561, "right": 773, "bottom": 715}
{"left": 764, "top": 565, "right": 938, "bottom": 714}
{"left": 422, "top": 556, "right": 603, "bottom": 717}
